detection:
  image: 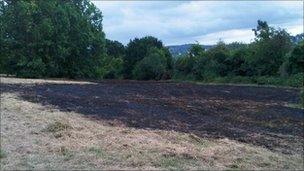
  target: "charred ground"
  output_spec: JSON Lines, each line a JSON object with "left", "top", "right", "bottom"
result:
{"left": 1, "top": 78, "right": 303, "bottom": 155}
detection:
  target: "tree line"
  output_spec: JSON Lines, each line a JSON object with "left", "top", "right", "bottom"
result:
{"left": 0, "top": 0, "right": 303, "bottom": 86}
{"left": 174, "top": 21, "right": 303, "bottom": 81}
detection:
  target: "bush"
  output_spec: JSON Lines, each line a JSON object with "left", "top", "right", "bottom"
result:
{"left": 98, "top": 56, "right": 123, "bottom": 79}
{"left": 282, "top": 41, "right": 304, "bottom": 75}
{"left": 16, "top": 57, "right": 46, "bottom": 78}
{"left": 252, "top": 74, "right": 303, "bottom": 87}
{"left": 172, "top": 72, "right": 196, "bottom": 81}
{"left": 193, "top": 41, "right": 231, "bottom": 80}
{"left": 124, "top": 36, "right": 172, "bottom": 79}
{"left": 132, "top": 48, "right": 167, "bottom": 80}
{"left": 174, "top": 55, "right": 196, "bottom": 75}
{"left": 286, "top": 73, "right": 304, "bottom": 87}
{"left": 44, "top": 121, "right": 71, "bottom": 133}
{"left": 255, "top": 76, "right": 284, "bottom": 86}
{"left": 228, "top": 76, "right": 252, "bottom": 84}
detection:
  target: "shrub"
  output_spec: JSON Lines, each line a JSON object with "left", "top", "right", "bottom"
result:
{"left": 16, "top": 57, "right": 46, "bottom": 78}
{"left": 255, "top": 76, "right": 284, "bottom": 86}
{"left": 98, "top": 56, "right": 123, "bottom": 79}
{"left": 287, "top": 73, "right": 304, "bottom": 87}
{"left": 124, "top": 36, "right": 172, "bottom": 79}
{"left": 44, "top": 121, "right": 71, "bottom": 133}
{"left": 132, "top": 48, "right": 167, "bottom": 80}
{"left": 174, "top": 55, "right": 196, "bottom": 75}
{"left": 283, "top": 41, "right": 304, "bottom": 75}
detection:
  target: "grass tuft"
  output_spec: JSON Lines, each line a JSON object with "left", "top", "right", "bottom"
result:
{"left": 44, "top": 121, "right": 71, "bottom": 133}
{"left": 60, "top": 146, "right": 73, "bottom": 161}
{"left": 88, "top": 147, "right": 106, "bottom": 157}
{"left": 0, "top": 149, "right": 6, "bottom": 159}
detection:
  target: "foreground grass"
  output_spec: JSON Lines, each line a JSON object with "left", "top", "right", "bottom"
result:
{"left": 0, "top": 78, "right": 303, "bottom": 170}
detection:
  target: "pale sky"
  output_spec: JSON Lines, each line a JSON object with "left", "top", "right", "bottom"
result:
{"left": 92, "top": 1, "right": 303, "bottom": 45}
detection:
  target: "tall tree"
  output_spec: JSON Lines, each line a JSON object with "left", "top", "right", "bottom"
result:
{"left": 1, "top": 0, "right": 106, "bottom": 78}
{"left": 123, "top": 36, "right": 172, "bottom": 79}
{"left": 105, "top": 39, "right": 125, "bottom": 58}
{"left": 132, "top": 48, "right": 168, "bottom": 80}
{"left": 283, "top": 41, "right": 304, "bottom": 75}
{"left": 249, "top": 20, "right": 292, "bottom": 75}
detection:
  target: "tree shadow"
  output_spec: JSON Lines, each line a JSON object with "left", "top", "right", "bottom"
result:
{"left": 1, "top": 80, "right": 303, "bottom": 154}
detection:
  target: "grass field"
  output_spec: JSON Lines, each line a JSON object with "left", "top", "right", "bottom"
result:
{"left": 0, "top": 77, "right": 303, "bottom": 170}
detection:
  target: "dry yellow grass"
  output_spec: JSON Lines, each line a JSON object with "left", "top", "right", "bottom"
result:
{"left": 0, "top": 77, "right": 303, "bottom": 170}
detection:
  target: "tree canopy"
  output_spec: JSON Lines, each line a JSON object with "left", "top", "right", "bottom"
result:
{"left": 173, "top": 20, "right": 302, "bottom": 82}
{"left": 105, "top": 39, "right": 125, "bottom": 58}
{"left": 123, "top": 36, "right": 172, "bottom": 79}
{"left": 1, "top": 0, "right": 106, "bottom": 78}
{"left": 0, "top": 4, "right": 302, "bottom": 85}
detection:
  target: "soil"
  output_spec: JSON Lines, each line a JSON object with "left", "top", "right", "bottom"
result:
{"left": 1, "top": 79, "right": 303, "bottom": 155}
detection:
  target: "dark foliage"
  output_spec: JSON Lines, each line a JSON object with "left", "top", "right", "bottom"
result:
{"left": 1, "top": 0, "right": 106, "bottom": 78}
{"left": 105, "top": 39, "right": 125, "bottom": 58}
{"left": 173, "top": 20, "right": 302, "bottom": 85}
{"left": 123, "top": 36, "right": 172, "bottom": 79}
{"left": 0, "top": 4, "right": 302, "bottom": 85}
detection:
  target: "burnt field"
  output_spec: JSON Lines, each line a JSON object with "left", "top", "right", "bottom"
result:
{"left": 1, "top": 78, "right": 303, "bottom": 155}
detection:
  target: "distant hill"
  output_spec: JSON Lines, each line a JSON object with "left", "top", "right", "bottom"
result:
{"left": 167, "top": 42, "right": 247, "bottom": 57}
{"left": 291, "top": 33, "right": 304, "bottom": 44}
{"left": 167, "top": 34, "right": 304, "bottom": 57}
{"left": 167, "top": 44, "right": 213, "bottom": 57}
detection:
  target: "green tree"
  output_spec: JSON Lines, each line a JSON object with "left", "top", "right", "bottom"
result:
{"left": 189, "top": 42, "right": 204, "bottom": 57}
{"left": 249, "top": 20, "right": 292, "bottom": 76}
{"left": 1, "top": 0, "right": 106, "bottom": 78}
{"left": 99, "top": 39, "right": 125, "bottom": 79}
{"left": 105, "top": 39, "right": 125, "bottom": 58}
{"left": 175, "top": 55, "right": 197, "bottom": 76}
{"left": 225, "top": 45, "right": 250, "bottom": 76}
{"left": 124, "top": 36, "right": 172, "bottom": 79}
{"left": 0, "top": 0, "right": 7, "bottom": 73}
{"left": 174, "top": 43, "right": 204, "bottom": 77}
{"left": 282, "top": 41, "right": 304, "bottom": 75}
{"left": 132, "top": 48, "right": 168, "bottom": 80}
{"left": 97, "top": 55, "right": 123, "bottom": 79}
{"left": 204, "top": 41, "right": 230, "bottom": 77}
{"left": 252, "top": 20, "right": 271, "bottom": 40}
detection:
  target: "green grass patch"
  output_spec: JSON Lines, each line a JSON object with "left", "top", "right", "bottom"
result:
{"left": 59, "top": 146, "right": 74, "bottom": 161}
{"left": 153, "top": 152, "right": 199, "bottom": 170}
{"left": 158, "top": 156, "right": 182, "bottom": 169}
{"left": 0, "top": 149, "right": 6, "bottom": 159}
{"left": 174, "top": 73, "right": 304, "bottom": 88}
{"left": 44, "top": 121, "right": 71, "bottom": 133}
{"left": 188, "top": 134, "right": 212, "bottom": 148}
{"left": 285, "top": 103, "right": 303, "bottom": 109}
{"left": 88, "top": 147, "right": 107, "bottom": 157}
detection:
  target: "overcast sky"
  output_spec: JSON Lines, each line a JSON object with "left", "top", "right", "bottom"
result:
{"left": 92, "top": 1, "right": 303, "bottom": 45}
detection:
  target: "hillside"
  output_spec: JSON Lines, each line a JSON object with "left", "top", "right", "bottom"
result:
{"left": 167, "top": 44, "right": 213, "bottom": 57}
{"left": 291, "top": 33, "right": 304, "bottom": 44}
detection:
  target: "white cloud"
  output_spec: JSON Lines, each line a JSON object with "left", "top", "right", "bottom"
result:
{"left": 92, "top": 1, "right": 303, "bottom": 45}
{"left": 196, "top": 29, "right": 255, "bottom": 45}
{"left": 287, "top": 25, "right": 303, "bottom": 35}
